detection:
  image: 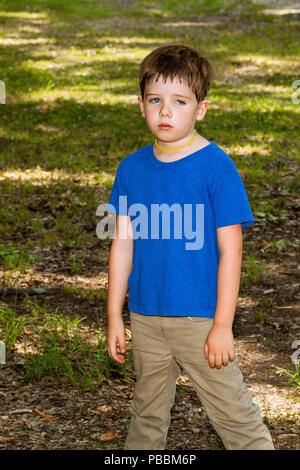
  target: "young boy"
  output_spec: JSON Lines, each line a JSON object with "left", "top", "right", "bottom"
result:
{"left": 105, "top": 43, "right": 275, "bottom": 450}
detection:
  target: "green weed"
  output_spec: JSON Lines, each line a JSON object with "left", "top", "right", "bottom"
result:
{"left": 70, "top": 256, "right": 84, "bottom": 273}
{"left": 0, "top": 243, "right": 42, "bottom": 287}
{"left": 252, "top": 309, "right": 269, "bottom": 325}
{"left": 245, "top": 254, "right": 260, "bottom": 283}
{"left": 0, "top": 302, "right": 28, "bottom": 351}
{"left": 275, "top": 365, "right": 300, "bottom": 388}
{"left": 21, "top": 311, "right": 132, "bottom": 392}
{"left": 261, "top": 296, "right": 277, "bottom": 309}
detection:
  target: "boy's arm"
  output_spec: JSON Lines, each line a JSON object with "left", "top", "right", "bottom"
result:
{"left": 107, "top": 214, "right": 133, "bottom": 364}
{"left": 204, "top": 223, "right": 243, "bottom": 368}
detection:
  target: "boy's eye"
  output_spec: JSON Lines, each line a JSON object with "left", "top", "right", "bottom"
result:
{"left": 149, "top": 98, "right": 186, "bottom": 105}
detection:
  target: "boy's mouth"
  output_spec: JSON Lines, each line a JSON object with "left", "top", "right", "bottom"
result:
{"left": 159, "top": 124, "right": 173, "bottom": 129}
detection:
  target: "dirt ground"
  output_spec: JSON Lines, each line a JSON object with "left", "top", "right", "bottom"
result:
{"left": 0, "top": 210, "right": 299, "bottom": 450}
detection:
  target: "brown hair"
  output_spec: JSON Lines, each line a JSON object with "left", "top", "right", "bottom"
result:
{"left": 139, "top": 43, "right": 214, "bottom": 103}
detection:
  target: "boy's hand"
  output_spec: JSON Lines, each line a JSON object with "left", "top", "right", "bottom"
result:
{"left": 204, "top": 324, "right": 235, "bottom": 369}
{"left": 107, "top": 317, "right": 126, "bottom": 364}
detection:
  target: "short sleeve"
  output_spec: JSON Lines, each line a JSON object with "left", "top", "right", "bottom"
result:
{"left": 106, "top": 163, "right": 129, "bottom": 215}
{"left": 208, "top": 157, "right": 255, "bottom": 229}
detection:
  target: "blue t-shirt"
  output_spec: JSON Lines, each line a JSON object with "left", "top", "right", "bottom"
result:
{"left": 106, "top": 141, "right": 255, "bottom": 318}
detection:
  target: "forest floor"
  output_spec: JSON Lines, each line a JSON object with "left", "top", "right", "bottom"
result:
{"left": 0, "top": 214, "right": 299, "bottom": 450}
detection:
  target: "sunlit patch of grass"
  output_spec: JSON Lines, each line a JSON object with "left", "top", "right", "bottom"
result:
{"left": 275, "top": 365, "right": 300, "bottom": 388}
{"left": 62, "top": 285, "right": 108, "bottom": 303}
{"left": 0, "top": 302, "right": 28, "bottom": 351}
{"left": 0, "top": 300, "right": 133, "bottom": 392}
{"left": 0, "top": 242, "right": 42, "bottom": 287}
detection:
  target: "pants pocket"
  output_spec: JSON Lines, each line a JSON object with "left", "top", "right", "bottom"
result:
{"left": 186, "top": 316, "right": 214, "bottom": 323}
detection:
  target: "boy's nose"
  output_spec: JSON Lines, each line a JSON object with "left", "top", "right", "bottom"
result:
{"left": 159, "top": 106, "right": 172, "bottom": 117}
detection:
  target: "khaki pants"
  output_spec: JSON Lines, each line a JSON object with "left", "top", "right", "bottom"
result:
{"left": 124, "top": 311, "right": 274, "bottom": 450}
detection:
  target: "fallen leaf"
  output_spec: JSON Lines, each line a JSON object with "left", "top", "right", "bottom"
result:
{"left": 0, "top": 436, "right": 13, "bottom": 442}
{"left": 98, "top": 405, "right": 111, "bottom": 412}
{"left": 257, "top": 240, "right": 272, "bottom": 250}
{"left": 88, "top": 405, "right": 111, "bottom": 414}
{"left": 35, "top": 409, "right": 57, "bottom": 419}
{"left": 99, "top": 431, "right": 120, "bottom": 442}
{"left": 114, "top": 385, "right": 128, "bottom": 390}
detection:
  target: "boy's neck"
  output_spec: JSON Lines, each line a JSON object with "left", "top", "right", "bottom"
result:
{"left": 153, "top": 134, "right": 211, "bottom": 163}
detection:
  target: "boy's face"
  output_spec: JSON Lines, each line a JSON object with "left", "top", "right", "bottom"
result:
{"left": 138, "top": 75, "right": 208, "bottom": 144}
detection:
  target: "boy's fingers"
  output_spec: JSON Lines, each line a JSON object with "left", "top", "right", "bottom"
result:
{"left": 208, "top": 352, "right": 215, "bottom": 368}
{"left": 108, "top": 340, "right": 124, "bottom": 363}
{"left": 204, "top": 342, "right": 208, "bottom": 358}
{"left": 205, "top": 345, "right": 235, "bottom": 368}
{"left": 229, "top": 349, "right": 235, "bottom": 362}
{"left": 222, "top": 351, "right": 230, "bottom": 367}
{"left": 108, "top": 341, "right": 116, "bottom": 359}
{"left": 117, "top": 336, "right": 126, "bottom": 353}
{"left": 112, "top": 351, "right": 125, "bottom": 364}
{"left": 215, "top": 352, "right": 222, "bottom": 369}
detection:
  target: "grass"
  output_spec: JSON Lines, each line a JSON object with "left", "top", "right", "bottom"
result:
{"left": 252, "top": 308, "right": 269, "bottom": 325}
{"left": 62, "top": 285, "right": 108, "bottom": 302}
{"left": 0, "top": 0, "right": 297, "bottom": 255}
{"left": 244, "top": 253, "right": 260, "bottom": 283}
{"left": 0, "top": 302, "right": 28, "bottom": 351}
{"left": 0, "top": 301, "right": 133, "bottom": 392}
{"left": 22, "top": 312, "right": 111, "bottom": 392}
{"left": 0, "top": 242, "right": 42, "bottom": 287}
{"left": 275, "top": 365, "right": 300, "bottom": 388}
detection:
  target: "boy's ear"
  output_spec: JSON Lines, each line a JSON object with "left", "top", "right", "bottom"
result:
{"left": 138, "top": 96, "right": 145, "bottom": 118}
{"left": 195, "top": 100, "right": 209, "bottom": 122}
